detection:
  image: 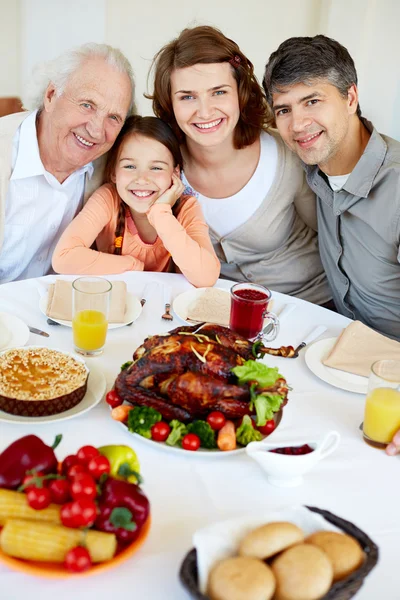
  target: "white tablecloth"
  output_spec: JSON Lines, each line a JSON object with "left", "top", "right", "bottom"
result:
{"left": 0, "top": 272, "right": 398, "bottom": 600}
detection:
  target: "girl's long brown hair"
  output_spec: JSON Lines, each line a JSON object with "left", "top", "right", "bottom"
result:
{"left": 103, "top": 115, "right": 184, "bottom": 255}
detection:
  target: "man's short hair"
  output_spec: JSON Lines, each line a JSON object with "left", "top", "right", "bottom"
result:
{"left": 23, "top": 43, "right": 136, "bottom": 116}
{"left": 263, "top": 35, "right": 361, "bottom": 117}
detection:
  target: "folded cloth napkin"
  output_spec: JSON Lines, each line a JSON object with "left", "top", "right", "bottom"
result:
{"left": 46, "top": 280, "right": 127, "bottom": 323}
{"left": 323, "top": 320, "right": 400, "bottom": 377}
{"left": 186, "top": 288, "right": 230, "bottom": 327}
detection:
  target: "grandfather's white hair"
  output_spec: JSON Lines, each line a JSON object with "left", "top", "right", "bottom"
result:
{"left": 22, "top": 42, "right": 136, "bottom": 115}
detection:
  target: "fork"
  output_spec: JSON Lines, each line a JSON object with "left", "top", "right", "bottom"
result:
{"left": 161, "top": 285, "right": 173, "bottom": 321}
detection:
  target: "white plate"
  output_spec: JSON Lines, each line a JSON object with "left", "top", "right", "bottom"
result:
{"left": 0, "top": 312, "right": 29, "bottom": 351}
{"left": 0, "top": 362, "right": 106, "bottom": 424}
{"left": 116, "top": 409, "right": 283, "bottom": 458}
{"left": 305, "top": 337, "right": 368, "bottom": 394}
{"left": 173, "top": 287, "right": 230, "bottom": 325}
{"left": 39, "top": 292, "right": 142, "bottom": 329}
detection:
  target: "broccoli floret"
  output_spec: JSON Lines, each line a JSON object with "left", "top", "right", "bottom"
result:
{"left": 236, "top": 415, "right": 262, "bottom": 446}
{"left": 166, "top": 420, "right": 187, "bottom": 446}
{"left": 127, "top": 406, "right": 162, "bottom": 439}
{"left": 187, "top": 420, "right": 217, "bottom": 449}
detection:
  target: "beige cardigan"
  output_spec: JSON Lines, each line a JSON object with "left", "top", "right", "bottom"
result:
{"left": 0, "top": 111, "right": 105, "bottom": 254}
{"left": 209, "top": 132, "right": 332, "bottom": 305}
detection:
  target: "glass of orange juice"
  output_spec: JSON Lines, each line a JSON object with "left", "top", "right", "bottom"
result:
{"left": 72, "top": 277, "right": 112, "bottom": 356}
{"left": 363, "top": 360, "right": 400, "bottom": 448}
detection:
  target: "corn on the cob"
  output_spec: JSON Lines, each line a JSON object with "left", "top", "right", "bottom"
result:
{"left": 0, "top": 519, "right": 117, "bottom": 562}
{"left": 0, "top": 489, "right": 61, "bottom": 526}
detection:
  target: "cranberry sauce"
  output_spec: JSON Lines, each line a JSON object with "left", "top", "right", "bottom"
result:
{"left": 269, "top": 444, "right": 314, "bottom": 456}
{"left": 229, "top": 288, "right": 269, "bottom": 340}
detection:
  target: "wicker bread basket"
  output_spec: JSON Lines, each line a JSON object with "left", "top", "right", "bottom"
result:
{"left": 179, "top": 506, "right": 379, "bottom": 600}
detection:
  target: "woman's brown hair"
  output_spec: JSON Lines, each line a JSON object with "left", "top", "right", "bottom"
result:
{"left": 103, "top": 115, "right": 184, "bottom": 255}
{"left": 147, "top": 25, "right": 273, "bottom": 150}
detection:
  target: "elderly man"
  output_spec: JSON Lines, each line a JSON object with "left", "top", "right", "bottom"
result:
{"left": 263, "top": 35, "right": 400, "bottom": 342}
{"left": 0, "top": 43, "right": 134, "bottom": 283}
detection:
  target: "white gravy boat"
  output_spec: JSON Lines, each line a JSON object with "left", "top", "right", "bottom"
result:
{"left": 246, "top": 431, "right": 341, "bottom": 487}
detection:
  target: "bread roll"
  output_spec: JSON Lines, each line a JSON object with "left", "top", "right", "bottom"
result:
{"left": 271, "top": 543, "right": 333, "bottom": 600}
{"left": 239, "top": 522, "right": 304, "bottom": 560}
{"left": 306, "top": 531, "right": 364, "bottom": 581}
{"left": 207, "top": 556, "right": 276, "bottom": 600}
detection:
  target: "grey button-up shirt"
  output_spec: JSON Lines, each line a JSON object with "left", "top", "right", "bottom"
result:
{"left": 305, "top": 119, "right": 400, "bottom": 341}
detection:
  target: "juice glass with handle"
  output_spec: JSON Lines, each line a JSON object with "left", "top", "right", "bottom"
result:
{"left": 363, "top": 359, "right": 400, "bottom": 448}
{"left": 229, "top": 282, "right": 279, "bottom": 342}
{"left": 72, "top": 277, "right": 112, "bottom": 356}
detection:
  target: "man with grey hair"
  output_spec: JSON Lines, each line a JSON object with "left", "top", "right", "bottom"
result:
{"left": 0, "top": 43, "right": 134, "bottom": 282}
{"left": 263, "top": 35, "right": 400, "bottom": 341}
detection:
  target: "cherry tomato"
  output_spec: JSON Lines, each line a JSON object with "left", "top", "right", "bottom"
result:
{"left": 182, "top": 433, "right": 200, "bottom": 451}
{"left": 70, "top": 473, "right": 97, "bottom": 501}
{"left": 105, "top": 389, "right": 123, "bottom": 408}
{"left": 207, "top": 411, "right": 227, "bottom": 431}
{"left": 67, "top": 463, "right": 87, "bottom": 480}
{"left": 27, "top": 487, "right": 52, "bottom": 510}
{"left": 87, "top": 455, "right": 110, "bottom": 480}
{"left": 48, "top": 478, "right": 70, "bottom": 504}
{"left": 21, "top": 471, "right": 45, "bottom": 493}
{"left": 61, "top": 455, "right": 79, "bottom": 475}
{"left": 257, "top": 419, "right": 276, "bottom": 436}
{"left": 151, "top": 421, "right": 171, "bottom": 442}
{"left": 76, "top": 445, "right": 99, "bottom": 465}
{"left": 61, "top": 499, "right": 97, "bottom": 528}
{"left": 64, "top": 546, "right": 92, "bottom": 573}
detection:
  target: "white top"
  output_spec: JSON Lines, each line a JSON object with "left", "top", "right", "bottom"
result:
{"left": 0, "top": 110, "right": 93, "bottom": 283}
{"left": 0, "top": 270, "right": 394, "bottom": 600}
{"left": 181, "top": 131, "right": 278, "bottom": 237}
{"left": 327, "top": 173, "right": 351, "bottom": 192}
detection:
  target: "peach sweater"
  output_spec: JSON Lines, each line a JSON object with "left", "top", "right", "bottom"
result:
{"left": 52, "top": 184, "right": 220, "bottom": 288}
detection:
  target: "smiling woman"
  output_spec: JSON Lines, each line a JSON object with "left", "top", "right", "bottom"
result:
{"left": 148, "top": 26, "right": 333, "bottom": 306}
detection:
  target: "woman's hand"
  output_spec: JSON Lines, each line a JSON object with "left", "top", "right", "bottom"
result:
{"left": 154, "top": 173, "right": 184, "bottom": 208}
{"left": 386, "top": 429, "right": 400, "bottom": 455}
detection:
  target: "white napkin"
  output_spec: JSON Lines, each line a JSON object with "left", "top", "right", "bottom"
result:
{"left": 194, "top": 506, "right": 339, "bottom": 594}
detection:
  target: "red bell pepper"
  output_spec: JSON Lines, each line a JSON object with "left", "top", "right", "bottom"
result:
{"left": 95, "top": 477, "right": 150, "bottom": 545}
{"left": 0, "top": 434, "right": 62, "bottom": 489}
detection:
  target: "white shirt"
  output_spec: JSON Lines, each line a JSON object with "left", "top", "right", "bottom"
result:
{"left": 0, "top": 110, "right": 93, "bottom": 283}
{"left": 327, "top": 173, "right": 351, "bottom": 192}
{"left": 181, "top": 131, "right": 278, "bottom": 238}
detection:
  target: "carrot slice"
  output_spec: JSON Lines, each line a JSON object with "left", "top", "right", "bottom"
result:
{"left": 111, "top": 405, "right": 133, "bottom": 423}
{"left": 217, "top": 420, "right": 237, "bottom": 451}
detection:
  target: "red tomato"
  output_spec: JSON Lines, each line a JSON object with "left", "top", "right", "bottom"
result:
{"left": 151, "top": 421, "right": 171, "bottom": 442}
{"left": 70, "top": 498, "right": 97, "bottom": 527}
{"left": 182, "top": 433, "right": 201, "bottom": 451}
{"left": 76, "top": 445, "right": 99, "bottom": 465}
{"left": 26, "top": 487, "right": 51, "bottom": 510}
{"left": 257, "top": 419, "right": 276, "bottom": 435}
{"left": 207, "top": 411, "right": 226, "bottom": 431}
{"left": 48, "top": 478, "right": 70, "bottom": 504}
{"left": 70, "top": 473, "right": 97, "bottom": 501}
{"left": 105, "top": 389, "right": 123, "bottom": 408}
{"left": 61, "top": 499, "right": 97, "bottom": 528}
{"left": 21, "top": 471, "right": 45, "bottom": 493}
{"left": 67, "top": 463, "right": 87, "bottom": 480}
{"left": 61, "top": 455, "right": 79, "bottom": 475}
{"left": 87, "top": 455, "right": 110, "bottom": 480}
{"left": 64, "top": 546, "right": 92, "bottom": 573}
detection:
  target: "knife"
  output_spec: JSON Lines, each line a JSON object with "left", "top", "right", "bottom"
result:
{"left": 293, "top": 325, "right": 327, "bottom": 356}
{"left": 29, "top": 326, "right": 50, "bottom": 338}
{"left": 140, "top": 282, "right": 156, "bottom": 307}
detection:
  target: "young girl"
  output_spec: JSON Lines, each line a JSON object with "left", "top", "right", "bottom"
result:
{"left": 52, "top": 116, "right": 220, "bottom": 287}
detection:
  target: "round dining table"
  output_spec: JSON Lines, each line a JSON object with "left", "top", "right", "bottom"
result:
{"left": 0, "top": 272, "right": 397, "bottom": 600}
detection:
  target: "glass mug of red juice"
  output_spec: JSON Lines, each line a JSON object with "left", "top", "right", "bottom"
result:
{"left": 229, "top": 283, "right": 279, "bottom": 342}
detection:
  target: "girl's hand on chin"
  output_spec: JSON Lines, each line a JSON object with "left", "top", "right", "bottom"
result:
{"left": 154, "top": 173, "right": 184, "bottom": 208}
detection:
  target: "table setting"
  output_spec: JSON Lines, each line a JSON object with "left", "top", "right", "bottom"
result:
{"left": 0, "top": 271, "right": 399, "bottom": 600}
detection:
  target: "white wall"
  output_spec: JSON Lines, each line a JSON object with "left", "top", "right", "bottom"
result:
{"left": 1, "top": 0, "right": 399, "bottom": 139}
{"left": 0, "top": 1, "right": 20, "bottom": 96}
